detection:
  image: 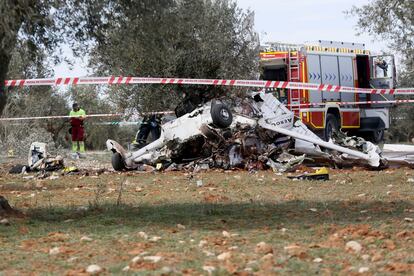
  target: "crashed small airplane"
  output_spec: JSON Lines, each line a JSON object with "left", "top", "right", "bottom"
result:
{"left": 106, "top": 91, "right": 384, "bottom": 171}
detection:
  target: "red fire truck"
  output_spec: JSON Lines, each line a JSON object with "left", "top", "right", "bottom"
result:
{"left": 260, "top": 40, "right": 396, "bottom": 143}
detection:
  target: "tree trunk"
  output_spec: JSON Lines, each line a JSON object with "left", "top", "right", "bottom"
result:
{"left": 0, "top": 195, "right": 16, "bottom": 215}
{"left": 0, "top": 50, "right": 11, "bottom": 115}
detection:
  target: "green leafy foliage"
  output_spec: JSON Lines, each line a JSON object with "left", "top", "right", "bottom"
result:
{"left": 351, "top": 0, "right": 414, "bottom": 142}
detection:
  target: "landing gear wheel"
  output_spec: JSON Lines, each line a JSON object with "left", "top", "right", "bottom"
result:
{"left": 112, "top": 152, "right": 126, "bottom": 171}
{"left": 211, "top": 103, "right": 233, "bottom": 128}
{"left": 324, "top": 114, "right": 339, "bottom": 141}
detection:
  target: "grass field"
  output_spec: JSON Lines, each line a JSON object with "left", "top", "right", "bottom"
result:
{"left": 1, "top": 164, "right": 414, "bottom": 275}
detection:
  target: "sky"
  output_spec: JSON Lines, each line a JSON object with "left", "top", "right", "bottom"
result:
{"left": 54, "top": 0, "right": 388, "bottom": 78}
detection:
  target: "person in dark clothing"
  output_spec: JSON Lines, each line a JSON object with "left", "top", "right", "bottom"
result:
{"left": 132, "top": 115, "right": 161, "bottom": 148}
{"left": 375, "top": 58, "right": 388, "bottom": 77}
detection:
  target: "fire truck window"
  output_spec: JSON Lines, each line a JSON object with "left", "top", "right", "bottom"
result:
{"left": 356, "top": 56, "right": 370, "bottom": 89}
{"left": 262, "top": 68, "right": 287, "bottom": 81}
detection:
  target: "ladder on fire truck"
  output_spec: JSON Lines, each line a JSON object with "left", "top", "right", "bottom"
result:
{"left": 287, "top": 49, "right": 301, "bottom": 115}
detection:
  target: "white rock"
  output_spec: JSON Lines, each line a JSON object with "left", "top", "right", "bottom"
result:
{"left": 361, "top": 254, "right": 370, "bottom": 261}
{"left": 280, "top": 228, "right": 287, "bottom": 233}
{"left": 0, "top": 218, "right": 10, "bottom": 226}
{"left": 203, "top": 250, "right": 215, "bottom": 257}
{"left": 228, "top": 246, "right": 239, "bottom": 251}
{"left": 178, "top": 240, "right": 185, "bottom": 244}
{"left": 202, "top": 266, "right": 216, "bottom": 274}
{"left": 86, "top": 264, "right": 103, "bottom": 274}
{"left": 49, "top": 247, "right": 60, "bottom": 255}
{"left": 74, "top": 187, "right": 80, "bottom": 191}
{"left": 358, "top": 267, "right": 369, "bottom": 273}
{"left": 404, "top": 217, "right": 413, "bottom": 222}
{"left": 143, "top": 256, "right": 162, "bottom": 263}
{"left": 161, "top": 266, "right": 173, "bottom": 274}
{"left": 177, "top": 224, "right": 186, "bottom": 230}
{"left": 217, "top": 252, "right": 231, "bottom": 261}
{"left": 122, "top": 266, "right": 130, "bottom": 272}
{"left": 247, "top": 260, "right": 258, "bottom": 266}
{"left": 196, "top": 180, "right": 203, "bottom": 187}
{"left": 222, "top": 230, "right": 231, "bottom": 238}
{"left": 149, "top": 236, "right": 162, "bottom": 242}
{"left": 313, "top": 258, "right": 323, "bottom": 263}
{"left": 67, "top": 257, "right": 78, "bottom": 262}
{"left": 76, "top": 206, "right": 88, "bottom": 212}
{"left": 309, "top": 208, "right": 318, "bottom": 212}
{"left": 261, "top": 253, "right": 273, "bottom": 261}
{"left": 346, "top": 241, "right": 362, "bottom": 253}
{"left": 407, "top": 178, "right": 414, "bottom": 183}
{"left": 131, "top": 256, "right": 141, "bottom": 263}
{"left": 138, "top": 231, "right": 148, "bottom": 239}
{"left": 357, "top": 193, "right": 367, "bottom": 197}
{"left": 80, "top": 236, "right": 93, "bottom": 242}
{"left": 199, "top": 240, "right": 208, "bottom": 247}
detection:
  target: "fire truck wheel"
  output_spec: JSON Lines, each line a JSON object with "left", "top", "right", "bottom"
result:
{"left": 369, "top": 129, "right": 385, "bottom": 144}
{"left": 324, "top": 114, "right": 339, "bottom": 141}
{"left": 211, "top": 104, "right": 233, "bottom": 128}
{"left": 112, "top": 152, "right": 126, "bottom": 171}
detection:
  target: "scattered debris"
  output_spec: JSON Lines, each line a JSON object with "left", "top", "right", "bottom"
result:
{"left": 107, "top": 92, "right": 385, "bottom": 172}
{"left": 9, "top": 142, "right": 64, "bottom": 175}
{"left": 288, "top": 167, "right": 329, "bottom": 181}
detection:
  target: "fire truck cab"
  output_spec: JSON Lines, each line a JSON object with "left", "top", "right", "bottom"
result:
{"left": 260, "top": 40, "right": 396, "bottom": 143}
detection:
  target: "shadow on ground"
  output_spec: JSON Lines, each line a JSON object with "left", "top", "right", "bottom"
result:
{"left": 21, "top": 200, "right": 413, "bottom": 232}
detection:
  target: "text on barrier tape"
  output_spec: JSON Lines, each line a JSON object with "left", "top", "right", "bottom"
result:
{"left": 4, "top": 76, "right": 414, "bottom": 95}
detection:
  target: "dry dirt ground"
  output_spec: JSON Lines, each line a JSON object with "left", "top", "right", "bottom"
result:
{"left": 0, "top": 153, "right": 414, "bottom": 275}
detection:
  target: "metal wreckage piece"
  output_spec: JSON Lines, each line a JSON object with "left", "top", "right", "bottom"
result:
{"left": 106, "top": 91, "right": 384, "bottom": 172}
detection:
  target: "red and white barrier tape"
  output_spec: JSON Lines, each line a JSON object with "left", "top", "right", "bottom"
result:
{"left": 0, "top": 113, "right": 122, "bottom": 122}
{"left": 288, "top": 99, "right": 414, "bottom": 107}
{"left": 4, "top": 76, "right": 414, "bottom": 95}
